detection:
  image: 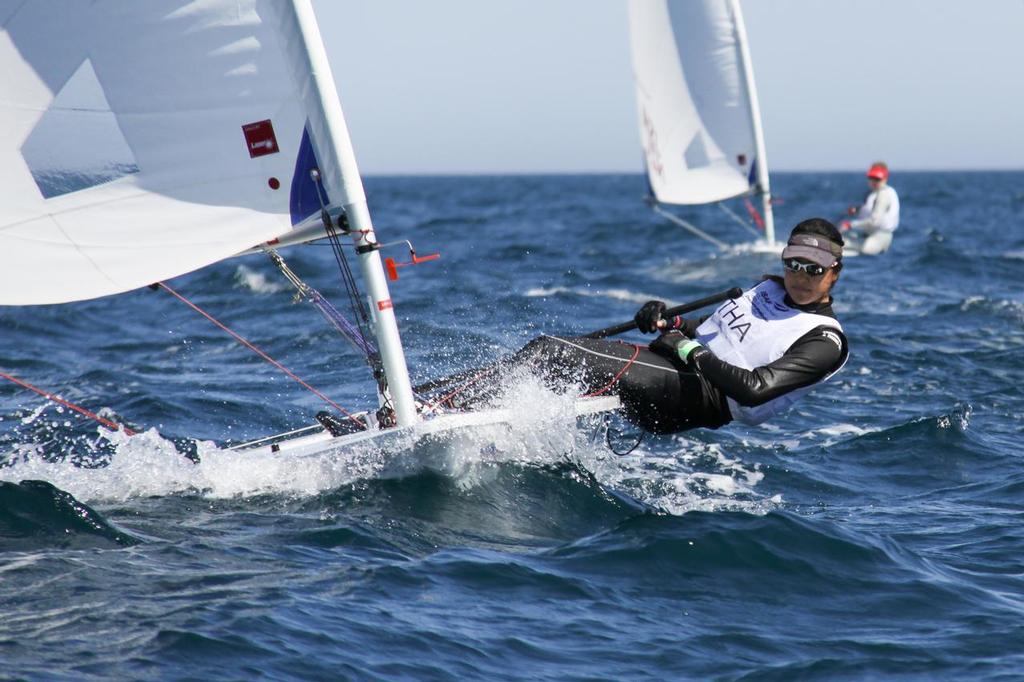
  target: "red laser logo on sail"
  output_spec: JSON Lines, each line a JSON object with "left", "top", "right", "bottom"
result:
{"left": 242, "top": 119, "right": 280, "bottom": 158}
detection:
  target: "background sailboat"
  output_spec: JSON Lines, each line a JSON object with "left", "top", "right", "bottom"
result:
{"left": 628, "top": 0, "right": 776, "bottom": 248}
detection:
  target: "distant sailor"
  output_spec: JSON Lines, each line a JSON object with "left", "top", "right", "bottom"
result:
{"left": 421, "top": 219, "right": 849, "bottom": 435}
{"left": 842, "top": 162, "right": 900, "bottom": 255}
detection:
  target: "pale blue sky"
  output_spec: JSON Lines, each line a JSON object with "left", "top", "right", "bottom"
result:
{"left": 313, "top": 0, "right": 1024, "bottom": 174}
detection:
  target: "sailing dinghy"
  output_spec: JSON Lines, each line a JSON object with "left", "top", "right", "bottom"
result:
{"left": 628, "top": 0, "right": 777, "bottom": 249}
{"left": 0, "top": 1, "right": 620, "bottom": 463}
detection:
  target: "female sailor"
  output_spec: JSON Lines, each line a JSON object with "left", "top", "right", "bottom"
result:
{"left": 421, "top": 218, "right": 849, "bottom": 434}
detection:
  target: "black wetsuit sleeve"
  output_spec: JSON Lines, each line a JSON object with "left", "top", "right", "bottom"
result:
{"left": 690, "top": 326, "right": 847, "bottom": 407}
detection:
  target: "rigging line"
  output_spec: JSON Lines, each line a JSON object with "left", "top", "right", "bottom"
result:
{"left": 156, "top": 282, "right": 363, "bottom": 426}
{"left": 323, "top": 223, "right": 388, "bottom": 406}
{"left": 0, "top": 370, "right": 137, "bottom": 436}
{"left": 308, "top": 288, "right": 376, "bottom": 356}
{"left": 605, "top": 415, "right": 646, "bottom": 456}
{"left": 329, "top": 227, "right": 374, "bottom": 336}
{"left": 422, "top": 364, "right": 503, "bottom": 413}
{"left": 334, "top": 228, "right": 375, "bottom": 334}
{"left": 226, "top": 423, "right": 325, "bottom": 450}
{"left": 304, "top": 172, "right": 390, "bottom": 414}
{"left": 265, "top": 249, "right": 377, "bottom": 357}
{"left": 718, "top": 201, "right": 762, "bottom": 239}
{"left": 651, "top": 204, "right": 730, "bottom": 249}
{"left": 583, "top": 343, "right": 641, "bottom": 397}
{"left": 306, "top": 170, "right": 376, "bottom": 346}
{"left": 423, "top": 339, "right": 643, "bottom": 411}
{"left": 322, "top": 225, "right": 391, "bottom": 409}
{"left": 326, "top": 224, "right": 390, "bottom": 411}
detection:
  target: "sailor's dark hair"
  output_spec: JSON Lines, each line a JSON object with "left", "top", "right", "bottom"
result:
{"left": 790, "top": 217, "right": 844, "bottom": 249}
{"left": 790, "top": 217, "right": 844, "bottom": 271}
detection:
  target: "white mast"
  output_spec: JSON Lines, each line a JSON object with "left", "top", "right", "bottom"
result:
{"left": 289, "top": 1, "right": 418, "bottom": 427}
{"left": 729, "top": 0, "right": 775, "bottom": 245}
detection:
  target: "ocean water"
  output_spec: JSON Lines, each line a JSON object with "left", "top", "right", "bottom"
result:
{"left": 2, "top": 171, "right": 1023, "bottom": 680}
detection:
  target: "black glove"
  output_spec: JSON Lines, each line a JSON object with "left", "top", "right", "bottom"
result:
{"left": 649, "top": 330, "right": 704, "bottom": 365}
{"left": 634, "top": 300, "right": 667, "bottom": 334}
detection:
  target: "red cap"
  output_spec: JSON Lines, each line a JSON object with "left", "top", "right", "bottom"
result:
{"left": 866, "top": 164, "right": 889, "bottom": 180}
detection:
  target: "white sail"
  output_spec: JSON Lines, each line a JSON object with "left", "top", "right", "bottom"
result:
{"left": 0, "top": 0, "right": 419, "bottom": 425}
{"left": 629, "top": 0, "right": 773, "bottom": 242}
{"left": 0, "top": 1, "right": 356, "bottom": 305}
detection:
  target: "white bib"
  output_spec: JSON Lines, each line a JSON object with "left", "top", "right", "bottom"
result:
{"left": 695, "top": 280, "right": 846, "bottom": 425}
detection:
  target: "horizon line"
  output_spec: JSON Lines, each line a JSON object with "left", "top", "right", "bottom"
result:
{"left": 361, "top": 167, "right": 1024, "bottom": 179}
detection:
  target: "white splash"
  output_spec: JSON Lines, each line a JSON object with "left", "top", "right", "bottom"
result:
{"left": 762, "top": 421, "right": 879, "bottom": 451}
{"left": 234, "top": 264, "right": 289, "bottom": 294}
{"left": 461, "top": 371, "right": 777, "bottom": 516}
{"left": 1, "top": 374, "right": 775, "bottom": 516}
{"left": 936, "top": 404, "right": 972, "bottom": 432}
{"left": 524, "top": 286, "right": 660, "bottom": 305}
{"left": 1, "top": 425, "right": 407, "bottom": 504}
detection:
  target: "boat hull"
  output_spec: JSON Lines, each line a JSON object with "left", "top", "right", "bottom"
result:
{"left": 229, "top": 396, "right": 623, "bottom": 473}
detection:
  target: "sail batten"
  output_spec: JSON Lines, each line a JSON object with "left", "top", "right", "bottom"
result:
{"left": 0, "top": 0, "right": 342, "bottom": 305}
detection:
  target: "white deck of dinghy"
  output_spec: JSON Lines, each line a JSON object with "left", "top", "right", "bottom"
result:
{"left": 229, "top": 395, "right": 622, "bottom": 459}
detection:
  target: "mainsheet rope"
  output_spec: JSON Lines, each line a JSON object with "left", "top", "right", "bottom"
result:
{"left": 157, "top": 282, "right": 364, "bottom": 426}
{"left": 583, "top": 343, "right": 641, "bottom": 397}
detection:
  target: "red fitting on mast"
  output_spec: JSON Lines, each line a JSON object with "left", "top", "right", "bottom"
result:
{"left": 384, "top": 250, "right": 440, "bottom": 281}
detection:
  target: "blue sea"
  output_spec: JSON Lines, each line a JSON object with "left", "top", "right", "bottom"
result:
{"left": 2, "top": 171, "right": 1023, "bottom": 680}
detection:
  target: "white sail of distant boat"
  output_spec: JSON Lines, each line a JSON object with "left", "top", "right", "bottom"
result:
{"left": 0, "top": 0, "right": 618, "bottom": 459}
{"left": 628, "top": 0, "right": 775, "bottom": 247}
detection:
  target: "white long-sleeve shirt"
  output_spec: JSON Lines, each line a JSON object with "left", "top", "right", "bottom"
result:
{"left": 851, "top": 184, "right": 900, "bottom": 233}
